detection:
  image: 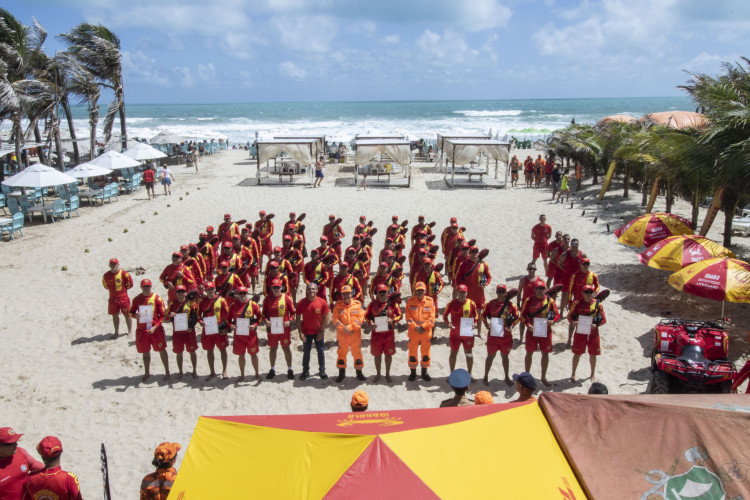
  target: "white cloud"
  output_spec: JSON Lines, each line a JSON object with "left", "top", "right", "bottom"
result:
{"left": 416, "top": 30, "right": 478, "bottom": 65}
{"left": 682, "top": 52, "right": 742, "bottom": 74}
{"left": 451, "top": 0, "right": 512, "bottom": 32}
{"left": 121, "top": 50, "right": 170, "bottom": 87}
{"left": 278, "top": 61, "right": 307, "bottom": 79}
{"left": 271, "top": 15, "right": 337, "bottom": 52}
{"left": 382, "top": 34, "right": 400, "bottom": 44}
{"left": 172, "top": 66, "right": 194, "bottom": 88}
{"left": 346, "top": 21, "right": 377, "bottom": 36}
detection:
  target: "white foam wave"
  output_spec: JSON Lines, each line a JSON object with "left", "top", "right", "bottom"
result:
{"left": 454, "top": 109, "right": 523, "bottom": 117}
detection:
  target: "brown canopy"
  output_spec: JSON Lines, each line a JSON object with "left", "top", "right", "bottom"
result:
{"left": 597, "top": 114, "right": 637, "bottom": 126}
{"left": 638, "top": 111, "right": 709, "bottom": 129}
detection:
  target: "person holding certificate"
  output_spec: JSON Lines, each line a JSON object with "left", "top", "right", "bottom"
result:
{"left": 364, "top": 283, "right": 403, "bottom": 383}
{"left": 404, "top": 282, "right": 436, "bottom": 382}
{"left": 567, "top": 285, "right": 607, "bottom": 383}
{"left": 129, "top": 279, "right": 170, "bottom": 382}
{"left": 228, "top": 286, "right": 262, "bottom": 382}
{"left": 167, "top": 285, "right": 199, "bottom": 379}
{"left": 520, "top": 278, "right": 560, "bottom": 386}
{"left": 261, "top": 279, "right": 296, "bottom": 380}
{"left": 442, "top": 284, "right": 478, "bottom": 380}
{"left": 480, "top": 284, "right": 520, "bottom": 386}
{"left": 566, "top": 259, "right": 600, "bottom": 345}
{"left": 198, "top": 282, "right": 230, "bottom": 380}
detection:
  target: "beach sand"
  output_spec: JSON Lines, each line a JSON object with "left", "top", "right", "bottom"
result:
{"left": 2, "top": 149, "right": 748, "bottom": 497}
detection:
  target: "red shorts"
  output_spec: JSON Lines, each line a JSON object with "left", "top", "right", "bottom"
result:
{"left": 572, "top": 331, "right": 601, "bottom": 355}
{"left": 546, "top": 263, "right": 558, "bottom": 279}
{"left": 525, "top": 330, "right": 552, "bottom": 353}
{"left": 559, "top": 273, "right": 573, "bottom": 291}
{"left": 553, "top": 269, "right": 565, "bottom": 287}
{"left": 260, "top": 238, "right": 273, "bottom": 256}
{"left": 267, "top": 332, "right": 291, "bottom": 348}
{"left": 449, "top": 335, "right": 474, "bottom": 351}
{"left": 370, "top": 332, "right": 396, "bottom": 356}
{"left": 201, "top": 333, "right": 229, "bottom": 350}
{"left": 172, "top": 330, "right": 198, "bottom": 353}
{"left": 468, "top": 292, "right": 485, "bottom": 310}
{"left": 486, "top": 334, "right": 513, "bottom": 355}
{"left": 533, "top": 241, "right": 548, "bottom": 260}
{"left": 135, "top": 326, "right": 166, "bottom": 353}
{"left": 233, "top": 334, "right": 260, "bottom": 355}
{"left": 108, "top": 295, "right": 130, "bottom": 315}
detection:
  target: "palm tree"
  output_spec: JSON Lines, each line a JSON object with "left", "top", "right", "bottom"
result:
{"left": 56, "top": 51, "right": 99, "bottom": 160}
{"left": 680, "top": 58, "right": 750, "bottom": 246}
{"left": 59, "top": 23, "right": 126, "bottom": 151}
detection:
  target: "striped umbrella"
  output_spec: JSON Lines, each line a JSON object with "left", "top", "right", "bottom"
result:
{"left": 615, "top": 212, "right": 693, "bottom": 248}
{"left": 638, "top": 235, "right": 736, "bottom": 272}
{"left": 668, "top": 257, "right": 750, "bottom": 315}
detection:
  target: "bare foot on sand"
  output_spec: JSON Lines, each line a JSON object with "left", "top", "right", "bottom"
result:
{"left": 385, "top": 375, "right": 392, "bottom": 383}
{"left": 141, "top": 374, "right": 150, "bottom": 383}
{"left": 504, "top": 377, "right": 512, "bottom": 386}
{"left": 206, "top": 373, "right": 216, "bottom": 381}
{"left": 237, "top": 376, "right": 246, "bottom": 383}
{"left": 541, "top": 378, "right": 550, "bottom": 386}
{"left": 482, "top": 377, "right": 489, "bottom": 386}
{"left": 373, "top": 374, "right": 381, "bottom": 383}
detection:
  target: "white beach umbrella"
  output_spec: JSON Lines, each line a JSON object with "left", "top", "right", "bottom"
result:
{"left": 67, "top": 162, "right": 114, "bottom": 179}
{"left": 123, "top": 141, "right": 167, "bottom": 161}
{"left": 2, "top": 163, "right": 78, "bottom": 188}
{"left": 87, "top": 150, "right": 141, "bottom": 171}
{"left": 150, "top": 130, "right": 187, "bottom": 145}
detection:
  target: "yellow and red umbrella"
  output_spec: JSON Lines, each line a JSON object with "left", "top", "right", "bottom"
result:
{"left": 170, "top": 403, "right": 584, "bottom": 499}
{"left": 615, "top": 212, "right": 693, "bottom": 248}
{"left": 638, "top": 235, "right": 736, "bottom": 272}
{"left": 668, "top": 258, "right": 750, "bottom": 315}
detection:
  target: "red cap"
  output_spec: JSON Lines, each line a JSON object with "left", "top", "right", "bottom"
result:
{"left": 259, "top": 210, "right": 266, "bottom": 216}
{"left": 418, "top": 215, "right": 425, "bottom": 220}
{"left": 189, "top": 243, "right": 197, "bottom": 248}
{"left": 219, "top": 260, "right": 230, "bottom": 268}
{"left": 457, "top": 284, "right": 468, "bottom": 292}
{"left": 339, "top": 261, "right": 349, "bottom": 268}
{"left": 271, "top": 278, "right": 282, "bottom": 287}
{"left": 581, "top": 258, "right": 591, "bottom": 264}
{"left": 384, "top": 250, "right": 394, "bottom": 257}
{"left": 204, "top": 281, "right": 216, "bottom": 289}
{"left": 199, "top": 232, "right": 207, "bottom": 238}
{"left": 450, "top": 217, "right": 457, "bottom": 223}
{"left": 0, "top": 427, "right": 22, "bottom": 443}
{"left": 392, "top": 215, "right": 398, "bottom": 220}
{"left": 418, "top": 248, "right": 427, "bottom": 254}
{"left": 180, "top": 245, "right": 188, "bottom": 251}
{"left": 237, "top": 286, "right": 248, "bottom": 293}
{"left": 109, "top": 258, "right": 119, "bottom": 264}
{"left": 461, "top": 241, "right": 470, "bottom": 249}
{"left": 533, "top": 278, "right": 546, "bottom": 288}
{"left": 451, "top": 222, "right": 458, "bottom": 227}
{"left": 329, "top": 214, "right": 336, "bottom": 219}
{"left": 172, "top": 251, "right": 181, "bottom": 258}
{"left": 140, "top": 279, "right": 152, "bottom": 287}
{"left": 379, "top": 261, "right": 388, "bottom": 268}
{"left": 359, "top": 215, "right": 366, "bottom": 221}
{"left": 583, "top": 285, "right": 596, "bottom": 292}
{"left": 224, "top": 213, "right": 231, "bottom": 219}
{"left": 347, "top": 247, "right": 356, "bottom": 253}
{"left": 289, "top": 212, "right": 296, "bottom": 217}
{"left": 376, "top": 283, "right": 388, "bottom": 292}
{"left": 273, "top": 246, "right": 282, "bottom": 253}
{"left": 175, "top": 285, "right": 187, "bottom": 292}
{"left": 283, "top": 235, "right": 292, "bottom": 241}
{"left": 269, "top": 260, "right": 279, "bottom": 268}
{"left": 232, "top": 233, "right": 241, "bottom": 239}
{"left": 496, "top": 284, "right": 507, "bottom": 292}
{"left": 470, "top": 246, "right": 478, "bottom": 252}
{"left": 320, "top": 236, "right": 328, "bottom": 242}
{"left": 37, "top": 436, "right": 63, "bottom": 458}
{"left": 206, "top": 226, "right": 214, "bottom": 232}
{"left": 423, "top": 258, "right": 433, "bottom": 264}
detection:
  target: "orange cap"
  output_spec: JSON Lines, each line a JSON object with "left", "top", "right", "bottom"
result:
{"left": 154, "top": 442, "right": 181, "bottom": 462}
{"left": 351, "top": 390, "right": 369, "bottom": 408}
{"left": 474, "top": 391, "right": 494, "bottom": 405}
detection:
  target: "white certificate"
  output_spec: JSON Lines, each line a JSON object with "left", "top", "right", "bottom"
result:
{"left": 533, "top": 317, "right": 548, "bottom": 337}
{"left": 236, "top": 318, "right": 250, "bottom": 336}
{"left": 203, "top": 316, "right": 219, "bottom": 335}
{"left": 374, "top": 316, "right": 389, "bottom": 333}
{"left": 490, "top": 317, "right": 504, "bottom": 337}
{"left": 460, "top": 317, "right": 474, "bottom": 337}
{"left": 173, "top": 313, "right": 188, "bottom": 332}
{"left": 577, "top": 316, "right": 593, "bottom": 335}
{"left": 138, "top": 305, "right": 153, "bottom": 324}
{"left": 270, "top": 316, "right": 284, "bottom": 334}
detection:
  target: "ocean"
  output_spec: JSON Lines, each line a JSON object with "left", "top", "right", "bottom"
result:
{"left": 63, "top": 96, "right": 694, "bottom": 146}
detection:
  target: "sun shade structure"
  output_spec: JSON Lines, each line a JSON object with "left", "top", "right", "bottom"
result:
{"left": 2, "top": 163, "right": 78, "bottom": 188}
{"left": 122, "top": 141, "right": 167, "bottom": 161}
{"left": 638, "top": 111, "right": 709, "bottom": 129}
{"left": 66, "top": 163, "right": 113, "bottom": 179}
{"left": 170, "top": 402, "right": 584, "bottom": 499}
{"left": 615, "top": 212, "right": 693, "bottom": 248}
{"left": 254, "top": 138, "right": 323, "bottom": 185}
{"left": 274, "top": 135, "right": 327, "bottom": 153}
{"left": 84, "top": 150, "right": 141, "bottom": 171}
{"left": 596, "top": 114, "right": 637, "bottom": 126}
{"left": 435, "top": 133, "right": 492, "bottom": 172}
{"left": 351, "top": 138, "right": 413, "bottom": 187}
{"left": 638, "top": 235, "right": 736, "bottom": 272}
{"left": 150, "top": 130, "right": 187, "bottom": 145}
{"left": 667, "top": 257, "right": 750, "bottom": 316}
{"left": 443, "top": 138, "right": 511, "bottom": 188}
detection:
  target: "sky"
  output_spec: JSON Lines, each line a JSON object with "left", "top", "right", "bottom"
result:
{"left": 7, "top": 0, "right": 750, "bottom": 104}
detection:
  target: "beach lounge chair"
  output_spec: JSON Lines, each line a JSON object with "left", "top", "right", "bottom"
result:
{"left": 66, "top": 195, "right": 80, "bottom": 218}
{"left": 733, "top": 216, "right": 750, "bottom": 237}
{"left": 0, "top": 212, "right": 24, "bottom": 239}
{"left": 108, "top": 182, "right": 120, "bottom": 201}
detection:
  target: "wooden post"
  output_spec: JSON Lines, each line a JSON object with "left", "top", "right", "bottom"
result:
{"left": 699, "top": 185, "right": 725, "bottom": 236}
{"left": 645, "top": 176, "right": 661, "bottom": 213}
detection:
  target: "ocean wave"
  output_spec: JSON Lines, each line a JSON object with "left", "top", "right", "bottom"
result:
{"left": 454, "top": 110, "right": 523, "bottom": 117}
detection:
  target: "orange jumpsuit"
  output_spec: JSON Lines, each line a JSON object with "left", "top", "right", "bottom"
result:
{"left": 405, "top": 295, "right": 436, "bottom": 368}
{"left": 332, "top": 299, "right": 366, "bottom": 369}
{"left": 140, "top": 467, "right": 177, "bottom": 500}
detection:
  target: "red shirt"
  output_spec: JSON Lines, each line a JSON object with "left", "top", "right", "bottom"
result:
{"left": 0, "top": 447, "right": 44, "bottom": 500}
{"left": 295, "top": 296, "right": 330, "bottom": 335}
{"left": 228, "top": 299, "right": 262, "bottom": 328}
{"left": 254, "top": 218, "right": 274, "bottom": 239}
{"left": 199, "top": 295, "right": 230, "bottom": 323}
{"left": 456, "top": 259, "right": 492, "bottom": 293}
{"left": 482, "top": 298, "right": 520, "bottom": 333}
{"left": 322, "top": 222, "right": 344, "bottom": 243}
{"left": 519, "top": 275, "right": 537, "bottom": 301}
{"left": 365, "top": 300, "right": 402, "bottom": 334}
{"left": 22, "top": 466, "right": 83, "bottom": 500}
{"left": 303, "top": 261, "right": 330, "bottom": 287}
{"left": 129, "top": 293, "right": 166, "bottom": 331}
{"left": 568, "top": 299, "right": 607, "bottom": 329}
{"left": 520, "top": 296, "right": 560, "bottom": 326}
{"left": 102, "top": 269, "right": 133, "bottom": 299}
{"left": 531, "top": 223, "right": 551, "bottom": 243}
{"left": 262, "top": 293, "right": 296, "bottom": 333}
{"left": 559, "top": 249, "right": 587, "bottom": 277}
{"left": 142, "top": 169, "right": 155, "bottom": 183}
{"left": 442, "top": 298, "right": 478, "bottom": 336}
{"left": 168, "top": 299, "right": 199, "bottom": 332}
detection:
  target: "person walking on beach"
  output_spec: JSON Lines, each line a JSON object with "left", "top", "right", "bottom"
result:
{"left": 24, "top": 436, "right": 83, "bottom": 500}
{"left": 557, "top": 170, "right": 571, "bottom": 203}
{"left": 443, "top": 285, "right": 478, "bottom": 380}
{"left": 551, "top": 163, "right": 562, "bottom": 199}
{"left": 0, "top": 427, "right": 44, "bottom": 500}
{"left": 545, "top": 231, "right": 564, "bottom": 287}
{"left": 332, "top": 284, "right": 367, "bottom": 382}
{"left": 481, "top": 284, "right": 519, "bottom": 386}
{"left": 364, "top": 283, "right": 402, "bottom": 383}
{"left": 509, "top": 155, "right": 520, "bottom": 187}
{"left": 520, "top": 279, "right": 560, "bottom": 386}
{"left": 142, "top": 164, "right": 156, "bottom": 200}
{"left": 568, "top": 285, "right": 606, "bottom": 382}
{"left": 405, "top": 282, "right": 435, "bottom": 382}
{"left": 140, "top": 442, "right": 180, "bottom": 500}
{"left": 102, "top": 258, "right": 134, "bottom": 338}
{"left": 531, "top": 214, "right": 552, "bottom": 274}
{"left": 313, "top": 155, "right": 325, "bottom": 187}
{"left": 199, "top": 281, "right": 230, "bottom": 380}
{"left": 167, "top": 285, "right": 199, "bottom": 379}
{"left": 130, "top": 279, "right": 170, "bottom": 382}
{"left": 261, "top": 279, "right": 296, "bottom": 380}
{"left": 523, "top": 156, "right": 534, "bottom": 187}
{"left": 160, "top": 163, "right": 173, "bottom": 196}
{"left": 228, "top": 286, "right": 262, "bottom": 382}
{"left": 296, "top": 283, "right": 330, "bottom": 381}
{"left": 558, "top": 238, "right": 588, "bottom": 311}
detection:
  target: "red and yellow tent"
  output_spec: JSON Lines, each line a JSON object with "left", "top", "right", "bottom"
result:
{"left": 170, "top": 402, "right": 584, "bottom": 499}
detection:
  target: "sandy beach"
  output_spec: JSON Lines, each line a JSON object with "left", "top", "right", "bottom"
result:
{"left": 2, "top": 148, "right": 749, "bottom": 498}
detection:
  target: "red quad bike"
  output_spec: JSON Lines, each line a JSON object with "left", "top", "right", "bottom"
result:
{"left": 650, "top": 314, "right": 736, "bottom": 394}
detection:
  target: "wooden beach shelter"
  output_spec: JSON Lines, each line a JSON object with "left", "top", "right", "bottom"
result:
{"left": 352, "top": 137, "right": 412, "bottom": 188}
{"left": 443, "top": 138, "right": 511, "bottom": 188}
{"left": 274, "top": 135, "right": 326, "bottom": 156}
{"left": 435, "top": 133, "right": 491, "bottom": 172}
{"left": 254, "top": 138, "right": 321, "bottom": 185}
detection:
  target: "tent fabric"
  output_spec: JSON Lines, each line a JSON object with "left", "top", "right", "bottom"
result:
{"left": 353, "top": 139, "right": 412, "bottom": 166}
{"left": 274, "top": 135, "right": 326, "bottom": 153}
{"left": 436, "top": 134, "right": 491, "bottom": 153}
{"left": 444, "top": 139, "right": 510, "bottom": 165}
{"left": 597, "top": 114, "right": 637, "bottom": 125}
{"left": 539, "top": 392, "right": 750, "bottom": 500}
{"left": 639, "top": 111, "right": 709, "bottom": 129}
{"left": 171, "top": 403, "right": 584, "bottom": 499}
{"left": 257, "top": 140, "right": 317, "bottom": 165}
{"left": 1, "top": 163, "right": 78, "bottom": 187}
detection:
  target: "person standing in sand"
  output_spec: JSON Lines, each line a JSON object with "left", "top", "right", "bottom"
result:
{"left": 480, "top": 284, "right": 519, "bottom": 386}
{"left": 364, "top": 283, "right": 402, "bottom": 383}
{"left": 261, "top": 279, "right": 296, "bottom": 380}
{"left": 509, "top": 154, "right": 520, "bottom": 187}
{"left": 160, "top": 163, "right": 173, "bottom": 196}
{"left": 520, "top": 279, "right": 559, "bottom": 386}
{"left": 142, "top": 164, "right": 156, "bottom": 200}
{"left": 568, "top": 286, "right": 606, "bottom": 382}
{"left": 331, "top": 284, "right": 367, "bottom": 383}
{"left": 313, "top": 155, "right": 325, "bottom": 188}
{"left": 102, "top": 258, "right": 133, "bottom": 338}
{"left": 167, "top": 285, "right": 199, "bottom": 379}
{"left": 405, "top": 282, "right": 435, "bottom": 382}
{"left": 530, "top": 214, "right": 552, "bottom": 274}
{"left": 516, "top": 263, "right": 538, "bottom": 342}
{"left": 228, "top": 286, "right": 262, "bottom": 382}
{"left": 198, "top": 281, "right": 230, "bottom": 380}
{"left": 443, "top": 285, "right": 478, "bottom": 380}
{"left": 129, "top": 279, "right": 170, "bottom": 382}
{"left": 295, "top": 282, "right": 331, "bottom": 381}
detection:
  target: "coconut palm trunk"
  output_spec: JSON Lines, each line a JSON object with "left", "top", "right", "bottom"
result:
{"left": 61, "top": 97, "right": 80, "bottom": 164}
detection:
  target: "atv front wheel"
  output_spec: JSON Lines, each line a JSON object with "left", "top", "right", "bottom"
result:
{"left": 651, "top": 371, "right": 671, "bottom": 394}
{"left": 650, "top": 348, "right": 657, "bottom": 371}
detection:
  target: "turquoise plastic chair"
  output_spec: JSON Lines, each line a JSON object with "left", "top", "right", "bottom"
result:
{"left": 50, "top": 199, "right": 67, "bottom": 222}
{"left": 7, "top": 197, "right": 20, "bottom": 215}
{"left": 0, "top": 212, "right": 24, "bottom": 239}
{"left": 18, "top": 197, "right": 32, "bottom": 221}
{"left": 0, "top": 193, "right": 5, "bottom": 214}
{"left": 66, "top": 195, "right": 80, "bottom": 217}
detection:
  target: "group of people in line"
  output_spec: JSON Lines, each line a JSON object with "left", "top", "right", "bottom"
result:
{"left": 102, "top": 209, "right": 607, "bottom": 388}
{"left": 509, "top": 153, "right": 579, "bottom": 202}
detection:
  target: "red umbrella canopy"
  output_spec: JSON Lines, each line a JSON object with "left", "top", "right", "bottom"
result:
{"left": 615, "top": 212, "right": 693, "bottom": 248}
{"left": 638, "top": 235, "right": 736, "bottom": 272}
{"left": 668, "top": 257, "right": 750, "bottom": 303}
